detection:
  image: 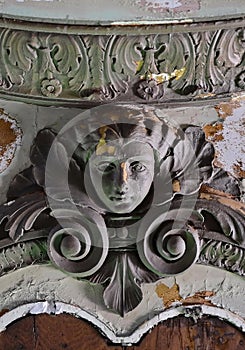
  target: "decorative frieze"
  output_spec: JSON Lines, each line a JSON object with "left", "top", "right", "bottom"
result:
{"left": 0, "top": 20, "right": 245, "bottom": 106}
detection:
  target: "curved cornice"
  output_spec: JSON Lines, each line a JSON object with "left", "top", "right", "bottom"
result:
{"left": 0, "top": 17, "right": 245, "bottom": 107}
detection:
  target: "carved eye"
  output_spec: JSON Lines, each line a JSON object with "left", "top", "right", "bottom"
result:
{"left": 97, "top": 162, "right": 116, "bottom": 174}
{"left": 130, "top": 161, "right": 146, "bottom": 173}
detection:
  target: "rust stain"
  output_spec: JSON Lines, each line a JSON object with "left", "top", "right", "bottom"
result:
{"left": 156, "top": 283, "right": 181, "bottom": 308}
{"left": 172, "top": 179, "right": 181, "bottom": 192}
{"left": 156, "top": 283, "right": 215, "bottom": 308}
{"left": 0, "top": 112, "right": 22, "bottom": 173}
{"left": 135, "top": 60, "right": 144, "bottom": 73}
{"left": 200, "top": 192, "right": 245, "bottom": 216}
{"left": 203, "top": 123, "right": 223, "bottom": 142}
{"left": 0, "top": 119, "right": 16, "bottom": 150}
{"left": 200, "top": 184, "right": 235, "bottom": 199}
{"left": 182, "top": 291, "right": 215, "bottom": 306}
{"left": 215, "top": 100, "right": 241, "bottom": 119}
{"left": 233, "top": 162, "right": 245, "bottom": 179}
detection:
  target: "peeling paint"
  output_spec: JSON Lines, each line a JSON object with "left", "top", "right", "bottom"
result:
{"left": 199, "top": 192, "right": 245, "bottom": 215}
{"left": 200, "top": 184, "right": 236, "bottom": 199}
{"left": 0, "top": 264, "right": 244, "bottom": 343}
{"left": 0, "top": 111, "right": 22, "bottom": 174}
{"left": 203, "top": 123, "right": 224, "bottom": 142}
{"left": 142, "top": 67, "right": 186, "bottom": 83}
{"left": 182, "top": 291, "right": 215, "bottom": 306}
{"left": 1, "top": 302, "right": 245, "bottom": 345}
{"left": 135, "top": 0, "right": 200, "bottom": 13}
{"left": 204, "top": 99, "right": 245, "bottom": 179}
{"left": 215, "top": 100, "right": 241, "bottom": 119}
{"left": 172, "top": 179, "right": 181, "bottom": 192}
{"left": 156, "top": 283, "right": 215, "bottom": 308}
{"left": 156, "top": 283, "right": 181, "bottom": 308}
{"left": 194, "top": 92, "right": 216, "bottom": 99}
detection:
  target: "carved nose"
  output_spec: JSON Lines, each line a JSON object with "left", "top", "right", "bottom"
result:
{"left": 115, "top": 185, "right": 128, "bottom": 195}
{"left": 115, "top": 162, "right": 128, "bottom": 188}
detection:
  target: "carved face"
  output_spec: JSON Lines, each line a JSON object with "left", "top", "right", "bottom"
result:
{"left": 87, "top": 139, "right": 155, "bottom": 213}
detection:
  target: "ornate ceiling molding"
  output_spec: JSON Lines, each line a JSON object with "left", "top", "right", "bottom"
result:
{"left": 0, "top": 18, "right": 245, "bottom": 106}
{"left": 0, "top": 104, "right": 244, "bottom": 317}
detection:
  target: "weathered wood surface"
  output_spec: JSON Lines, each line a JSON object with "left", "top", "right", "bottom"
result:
{"left": 0, "top": 314, "right": 244, "bottom": 349}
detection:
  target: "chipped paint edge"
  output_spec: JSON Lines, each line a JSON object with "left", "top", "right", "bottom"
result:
{"left": 0, "top": 302, "right": 244, "bottom": 345}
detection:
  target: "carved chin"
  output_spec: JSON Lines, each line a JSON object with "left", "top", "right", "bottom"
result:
{"left": 106, "top": 197, "right": 140, "bottom": 213}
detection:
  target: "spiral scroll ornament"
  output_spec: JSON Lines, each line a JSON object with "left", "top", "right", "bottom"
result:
{"left": 137, "top": 209, "right": 200, "bottom": 276}
{"left": 47, "top": 208, "right": 109, "bottom": 277}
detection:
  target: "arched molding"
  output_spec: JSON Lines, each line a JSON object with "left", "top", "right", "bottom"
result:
{"left": 0, "top": 263, "right": 244, "bottom": 345}
{"left": 0, "top": 301, "right": 245, "bottom": 345}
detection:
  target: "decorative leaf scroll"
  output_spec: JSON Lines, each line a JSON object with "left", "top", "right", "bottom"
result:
{"left": 199, "top": 240, "right": 245, "bottom": 276}
{"left": 0, "top": 24, "right": 245, "bottom": 104}
{"left": 0, "top": 240, "right": 48, "bottom": 276}
{"left": 0, "top": 29, "right": 35, "bottom": 89}
{"left": 0, "top": 105, "right": 244, "bottom": 316}
{"left": 89, "top": 251, "right": 158, "bottom": 316}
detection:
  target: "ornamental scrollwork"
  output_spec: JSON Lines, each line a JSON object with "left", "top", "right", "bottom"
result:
{"left": 0, "top": 23, "right": 245, "bottom": 105}
{"left": 0, "top": 104, "right": 244, "bottom": 316}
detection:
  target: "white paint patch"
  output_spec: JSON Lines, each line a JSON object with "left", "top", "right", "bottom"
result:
{"left": 134, "top": 0, "right": 200, "bottom": 13}
{"left": 141, "top": 0, "right": 182, "bottom": 9}
{"left": 111, "top": 18, "right": 193, "bottom": 25}
{"left": 215, "top": 103, "right": 245, "bottom": 177}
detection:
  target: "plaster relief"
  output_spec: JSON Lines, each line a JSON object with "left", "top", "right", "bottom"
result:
{"left": 0, "top": 20, "right": 245, "bottom": 106}
{"left": 0, "top": 104, "right": 244, "bottom": 317}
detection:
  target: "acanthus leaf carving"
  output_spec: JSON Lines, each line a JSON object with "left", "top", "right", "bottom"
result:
{"left": 199, "top": 240, "right": 245, "bottom": 276}
{"left": 89, "top": 251, "right": 158, "bottom": 316}
{"left": 0, "top": 29, "right": 35, "bottom": 89}
{"left": 156, "top": 33, "right": 196, "bottom": 94}
{"left": 0, "top": 21, "right": 245, "bottom": 105}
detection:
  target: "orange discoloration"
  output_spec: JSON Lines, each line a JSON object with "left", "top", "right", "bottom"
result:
{"left": 199, "top": 192, "right": 245, "bottom": 216}
{"left": 172, "top": 179, "right": 181, "bottom": 192}
{"left": 182, "top": 291, "right": 215, "bottom": 306}
{"left": 0, "top": 119, "right": 16, "bottom": 150}
{"left": 233, "top": 162, "right": 245, "bottom": 179}
{"left": 0, "top": 112, "right": 22, "bottom": 173}
{"left": 203, "top": 123, "right": 223, "bottom": 142}
{"left": 215, "top": 99, "right": 242, "bottom": 119}
{"left": 200, "top": 184, "right": 235, "bottom": 199}
{"left": 121, "top": 162, "right": 128, "bottom": 183}
{"left": 155, "top": 283, "right": 181, "bottom": 308}
{"left": 156, "top": 283, "right": 215, "bottom": 309}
